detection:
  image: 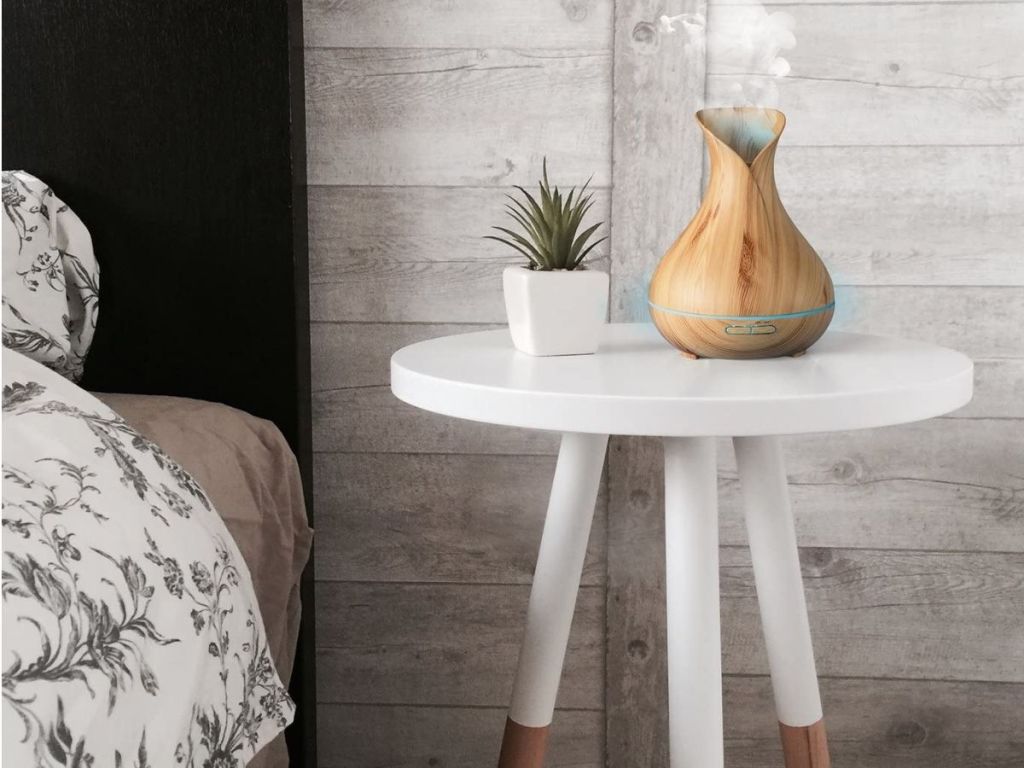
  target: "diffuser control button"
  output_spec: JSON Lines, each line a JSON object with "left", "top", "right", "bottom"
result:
{"left": 724, "top": 323, "right": 777, "bottom": 336}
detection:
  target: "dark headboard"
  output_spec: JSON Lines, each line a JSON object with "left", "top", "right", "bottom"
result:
{"left": 2, "top": 1, "right": 315, "bottom": 764}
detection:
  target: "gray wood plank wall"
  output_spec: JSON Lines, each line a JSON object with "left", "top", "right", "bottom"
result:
{"left": 304, "top": 0, "right": 1023, "bottom": 764}
{"left": 304, "top": 1, "right": 612, "bottom": 765}
{"left": 609, "top": 0, "right": 1024, "bottom": 766}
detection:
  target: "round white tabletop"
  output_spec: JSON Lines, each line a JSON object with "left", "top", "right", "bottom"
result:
{"left": 391, "top": 324, "right": 973, "bottom": 437}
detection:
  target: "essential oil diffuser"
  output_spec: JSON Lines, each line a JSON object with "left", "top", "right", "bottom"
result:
{"left": 648, "top": 108, "right": 834, "bottom": 359}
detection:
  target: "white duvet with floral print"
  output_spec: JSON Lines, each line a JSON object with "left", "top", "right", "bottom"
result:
{"left": 2, "top": 348, "right": 293, "bottom": 768}
{"left": 2, "top": 171, "right": 99, "bottom": 382}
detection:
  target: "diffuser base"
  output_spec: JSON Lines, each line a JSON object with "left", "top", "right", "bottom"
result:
{"left": 650, "top": 306, "right": 834, "bottom": 360}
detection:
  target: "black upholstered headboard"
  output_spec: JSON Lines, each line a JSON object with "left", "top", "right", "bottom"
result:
{"left": 2, "top": 1, "right": 315, "bottom": 764}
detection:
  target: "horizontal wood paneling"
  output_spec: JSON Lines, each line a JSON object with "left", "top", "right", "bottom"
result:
{"left": 305, "top": 48, "right": 611, "bottom": 186}
{"left": 317, "top": 705, "right": 604, "bottom": 768}
{"left": 312, "top": 384, "right": 560, "bottom": 454}
{"left": 306, "top": 151, "right": 1023, "bottom": 295}
{"left": 318, "top": 677, "right": 1024, "bottom": 768}
{"left": 719, "top": 418, "right": 1024, "bottom": 552}
{"left": 307, "top": 185, "right": 611, "bottom": 323}
{"left": 779, "top": 146, "right": 1024, "bottom": 286}
{"left": 311, "top": 254, "right": 612, "bottom": 323}
{"left": 311, "top": 322, "right": 499, "bottom": 392}
{"left": 313, "top": 249, "right": 1023, "bottom": 351}
{"left": 312, "top": 261, "right": 506, "bottom": 323}
{"left": 610, "top": 537, "right": 1023, "bottom": 692}
{"left": 721, "top": 546, "right": 1024, "bottom": 682}
{"left": 316, "top": 582, "right": 604, "bottom": 707}
{"left": 304, "top": 0, "right": 613, "bottom": 50}
{"left": 828, "top": 286, "right": 1022, "bottom": 359}
{"left": 962, "top": 359, "right": 1024, "bottom": 418}
{"left": 707, "top": 4, "right": 1024, "bottom": 146}
{"left": 308, "top": 0, "right": 1024, "bottom": 761}
{"left": 723, "top": 676, "right": 1024, "bottom": 768}
{"left": 308, "top": 184, "right": 611, "bottom": 264}
{"left": 313, "top": 452, "right": 607, "bottom": 584}
{"left": 314, "top": 381, "right": 1022, "bottom": 455}
{"left": 607, "top": 427, "right": 1024, "bottom": 756}
{"left": 608, "top": 417, "right": 1024, "bottom": 557}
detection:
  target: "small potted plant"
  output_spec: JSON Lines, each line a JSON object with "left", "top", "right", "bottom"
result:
{"left": 486, "top": 160, "right": 609, "bottom": 356}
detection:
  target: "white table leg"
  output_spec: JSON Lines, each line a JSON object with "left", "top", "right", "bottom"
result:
{"left": 733, "top": 435, "right": 830, "bottom": 768}
{"left": 498, "top": 431, "right": 608, "bottom": 768}
{"left": 663, "top": 436, "right": 723, "bottom": 768}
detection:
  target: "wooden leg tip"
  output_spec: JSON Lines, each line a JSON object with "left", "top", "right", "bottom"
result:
{"left": 680, "top": 349, "right": 699, "bottom": 360}
{"left": 780, "top": 719, "right": 830, "bottom": 768}
{"left": 498, "top": 718, "right": 549, "bottom": 768}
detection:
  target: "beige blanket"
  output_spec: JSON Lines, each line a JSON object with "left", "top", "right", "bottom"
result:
{"left": 96, "top": 393, "right": 313, "bottom": 768}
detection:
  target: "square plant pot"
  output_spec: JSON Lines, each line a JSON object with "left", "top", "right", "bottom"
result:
{"left": 503, "top": 266, "right": 609, "bottom": 356}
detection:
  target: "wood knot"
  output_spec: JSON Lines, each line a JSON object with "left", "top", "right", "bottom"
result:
{"left": 887, "top": 720, "right": 928, "bottom": 747}
{"left": 801, "top": 547, "right": 835, "bottom": 573}
{"left": 632, "top": 21, "right": 657, "bottom": 46}
{"left": 831, "top": 457, "right": 863, "bottom": 482}
{"left": 629, "top": 488, "right": 652, "bottom": 508}
{"left": 627, "top": 638, "right": 650, "bottom": 660}
{"left": 561, "top": 0, "right": 588, "bottom": 22}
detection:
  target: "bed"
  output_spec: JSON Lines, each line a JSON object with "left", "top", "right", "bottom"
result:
{"left": 2, "top": 2, "right": 316, "bottom": 766}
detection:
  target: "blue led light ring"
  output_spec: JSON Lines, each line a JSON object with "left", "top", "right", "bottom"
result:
{"left": 648, "top": 300, "right": 835, "bottom": 322}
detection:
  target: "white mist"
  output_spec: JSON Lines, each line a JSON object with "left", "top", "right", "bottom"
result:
{"left": 661, "top": 5, "right": 796, "bottom": 107}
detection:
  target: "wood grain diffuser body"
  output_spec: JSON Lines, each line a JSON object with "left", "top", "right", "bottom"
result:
{"left": 649, "top": 108, "right": 834, "bottom": 359}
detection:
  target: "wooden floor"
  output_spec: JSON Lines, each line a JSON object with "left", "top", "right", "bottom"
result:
{"left": 303, "top": 0, "right": 1024, "bottom": 764}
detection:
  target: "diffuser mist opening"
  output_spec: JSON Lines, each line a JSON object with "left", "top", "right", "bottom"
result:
{"left": 697, "top": 108, "right": 785, "bottom": 166}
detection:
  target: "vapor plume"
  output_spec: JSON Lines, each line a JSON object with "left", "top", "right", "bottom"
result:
{"left": 662, "top": 6, "right": 796, "bottom": 107}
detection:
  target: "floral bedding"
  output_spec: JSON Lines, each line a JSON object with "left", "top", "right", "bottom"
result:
{"left": 2, "top": 171, "right": 99, "bottom": 382}
{"left": 2, "top": 348, "right": 294, "bottom": 767}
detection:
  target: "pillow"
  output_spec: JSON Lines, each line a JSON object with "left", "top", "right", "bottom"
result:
{"left": 2, "top": 170, "right": 99, "bottom": 381}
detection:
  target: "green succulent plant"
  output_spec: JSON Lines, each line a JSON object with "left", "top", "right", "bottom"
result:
{"left": 486, "top": 159, "right": 606, "bottom": 271}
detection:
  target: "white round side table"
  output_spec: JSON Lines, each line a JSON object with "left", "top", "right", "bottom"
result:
{"left": 391, "top": 324, "right": 973, "bottom": 768}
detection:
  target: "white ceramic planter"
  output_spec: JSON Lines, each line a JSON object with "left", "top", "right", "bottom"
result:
{"left": 503, "top": 266, "right": 609, "bottom": 356}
